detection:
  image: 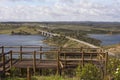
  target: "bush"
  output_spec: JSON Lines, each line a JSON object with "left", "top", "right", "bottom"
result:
{"left": 114, "top": 65, "right": 120, "bottom": 80}
{"left": 76, "top": 63, "right": 102, "bottom": 80}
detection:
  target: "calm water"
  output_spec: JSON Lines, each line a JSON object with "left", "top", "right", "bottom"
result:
{"left": 88, "top": 34, "right": 120, "bottom": 46}
{"left": 0, "top": 34, "right": 47, "bottom": 46}
{"left": 0, "top": 34, "right": 49, "bottom": 59}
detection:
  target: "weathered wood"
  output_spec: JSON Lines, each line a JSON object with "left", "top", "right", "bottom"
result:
{"left": 39, "top": 46, "right": 42, "bottom": 75}
{"left": 0, "top": 46, "right": 108, "bottom": 77}
{"left": 20, "top": 46, "right": 22, "bottom": 61}
{"left": 40, "top": 47, "right": 42, "bottom": 60}
{"left": 59, "top": 61, "right": 63, "bottom": 68}
{"left": 2, "top": 46, "right": 5, "bottom": 76}
{"left": 104, "top": 52, "right": 108, "bottom": 75}
{"left": 27, "top": 67, "right": 31, "bottom": 80}
{"left": 80, "top": 47, "right": 83, "bottom": 52}
{"left": 82, "top": 51, "right": 84, "bottom": 67}
{"left": 57, "top": 51, "right": 60, "bottom": 75}
{"left": 33, "top": 51, "right": 36, "bottom": 75}
{"left": 10, "top": 50, "right": 13, "bottom": 68}
{"left": 64, "top": 53, "right": 67, "bottom": 68}
{"left": 90, "top": 53, "right": 92, "bottom": 64}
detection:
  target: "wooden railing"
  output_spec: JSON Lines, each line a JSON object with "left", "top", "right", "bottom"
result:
{"left": 0, "top": 46, "right": 108, "bottom": 77}
{"left": 0, "top": 50, "right": 12, "bottom": 76}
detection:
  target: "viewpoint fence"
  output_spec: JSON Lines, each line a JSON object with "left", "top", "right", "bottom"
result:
{"left": 0, "top": 46, "right": 108, "bottom": 78}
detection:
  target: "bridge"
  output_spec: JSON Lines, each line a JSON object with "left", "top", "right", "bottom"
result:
{"left": 38, "top": 30, "right": 59, "bottom": 37}
{"left": 0, "top": 46, "right": 108, "bottom": 79}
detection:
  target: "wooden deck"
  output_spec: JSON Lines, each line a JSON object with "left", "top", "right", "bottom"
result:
{"left": 13, "top": 60, "right": 58, "bottom": 69}
{"left": 0, "top": 46, "right": 108, "bottom": 76}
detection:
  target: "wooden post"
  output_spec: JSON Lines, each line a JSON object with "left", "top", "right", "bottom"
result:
{"left": 20, "top": 46, "right": 22, "bottom": 61}
{"left": 79, "top": 52, "right": 81, "bottom": 65}
{"left": 33, "top": 51, "right": 36, "bottom": 75}
{"left": 40, "top": 47, "right": 42, "bottom": 60}
{"left": 90, "top": 53, "right": 92, "bottom": 64}
{"left": 10, "top": 50, "right": 13, "bottom": 68}
{"left": 82, "top": 51, "right": 84, "bottom": 67}
{"left": 2, "top": 46, "right": 5, "bottom": 76}
{"left": 39, "top": 47, "right": 42, "bottom": 75}
{"left": 104, "top": 52, "right": 108, "bottom": 76}
{"left": 57, "top": 51, "right": 60, "bottom": 75}
{"left": 64, "top": 53, "right": 67, "bottom": 68}
{"left": 80, "top": 47, "right": 83, "bottom": 52}
{"left": 27, "top": 67, "right": 31, "bottom": 80}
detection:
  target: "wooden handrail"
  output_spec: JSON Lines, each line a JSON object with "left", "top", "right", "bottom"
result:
{"left": 3, "top": 46, "right": 58, "bottom": 49}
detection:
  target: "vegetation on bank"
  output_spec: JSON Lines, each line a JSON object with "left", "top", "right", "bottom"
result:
{"left": 44, "top": 36, "right": 69, "bottom": 47}
{"left": 0, "top": 24, "right": 39, "bottom": 34}
{"left": 44, "top": 36, "right": 89, "bottom": 48}
{"left": 47, "top": 28, "right": 102, "bottom": 46}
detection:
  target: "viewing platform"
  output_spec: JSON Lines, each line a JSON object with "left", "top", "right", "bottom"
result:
{"left": 0, "top": 46, "right": 108, "bottom": 77}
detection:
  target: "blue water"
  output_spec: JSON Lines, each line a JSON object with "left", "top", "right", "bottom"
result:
{"left": 0, "top": 35, "right": 49, "bottom": 59}
{"left": 0, "top": 34, "right": 47, "bottom": 46}
{"left": 88, "top": 34, "right": 120, "bottom": 46}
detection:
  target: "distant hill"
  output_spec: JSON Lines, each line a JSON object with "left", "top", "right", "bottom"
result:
{"left": 0, "top": 21, "right": 120, "bottom": 28}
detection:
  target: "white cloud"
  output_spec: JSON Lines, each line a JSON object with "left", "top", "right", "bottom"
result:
{"left": 0, "top": 0, "right": 120, "bottom": 21}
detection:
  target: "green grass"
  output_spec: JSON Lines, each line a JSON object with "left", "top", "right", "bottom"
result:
{"left": 5, "top": 77, "right": 26, "bottom": 80}
{"left": 63, "top": 40, "right": 88, "bottom": 48}
{"left": 5, "top": 76, "right": 79, "bottom": 80}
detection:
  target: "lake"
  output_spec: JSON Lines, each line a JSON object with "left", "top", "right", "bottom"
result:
{"left": 88, "top": 34, "right": 120, "bottom": 46}
{"left": 0, "top": 34, "right": 47, "bottom": 46}
{"left": 0, "top": 34, "right": 49, "bottom": 59}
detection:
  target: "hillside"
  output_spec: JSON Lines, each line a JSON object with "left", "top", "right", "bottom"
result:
{"left": 104, "top": 44, "right": 120, "bottom": 57}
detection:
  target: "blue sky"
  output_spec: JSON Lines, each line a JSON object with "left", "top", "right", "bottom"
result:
{"left": 0, "top": 0, "right": 120, "bottom": 22}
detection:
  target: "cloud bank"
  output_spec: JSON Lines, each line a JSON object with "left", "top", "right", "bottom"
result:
{"left": 0, "top": 0, "right": 119, "bottom": 21}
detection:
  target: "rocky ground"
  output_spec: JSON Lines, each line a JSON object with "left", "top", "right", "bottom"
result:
{"left": 104, "top": 44, "right": 120, "bottom": 56}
